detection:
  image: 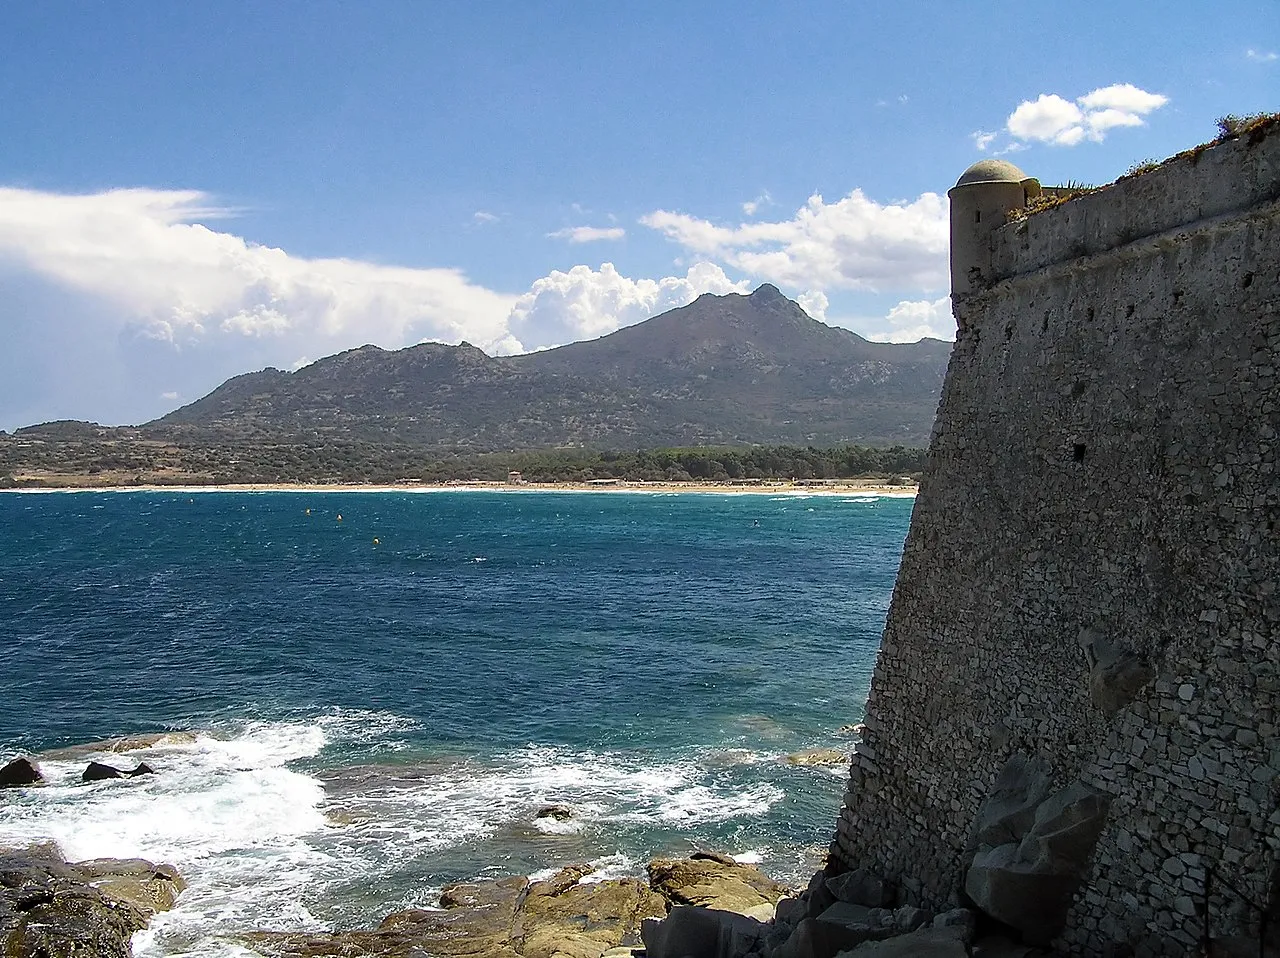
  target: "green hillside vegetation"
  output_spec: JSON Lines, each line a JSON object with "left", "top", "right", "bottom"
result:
{"left": 0, "top": 431, "right": 925, "bottom": 487}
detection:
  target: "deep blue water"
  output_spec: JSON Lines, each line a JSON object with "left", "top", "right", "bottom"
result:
{"left": 0, "top": 489, "right": 911, "bottom": 955}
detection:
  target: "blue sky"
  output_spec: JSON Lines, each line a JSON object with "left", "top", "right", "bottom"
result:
{"left": 0, "top": 1, "right": 1275, "bottom": 428}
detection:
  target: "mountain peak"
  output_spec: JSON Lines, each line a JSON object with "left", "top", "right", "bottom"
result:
{"left": 748, "top": 283, "right": 787, "bottom": 304}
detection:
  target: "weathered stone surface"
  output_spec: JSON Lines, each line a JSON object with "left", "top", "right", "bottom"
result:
{"left": 129, "top": 762, "right": 156, "bottom": 777}
{"left": 965, "top": 781, "right": 1109, "bottom": 944}
{"left": 250, "top": 864, "right": 670, "bottom": 958}
{"left": 930, "top": 908, "right": 976, "bottom": 943}
{"left": 825, "top": 869, "right": 891, "bottom": 908}
{"left": 773, "top": 911, "right": 897, "bottom": 958}
{"left": 647, "top": 854, "right": 790, "bottom": 916}
{"left": 75, "top": 858, "right": 188, "bottom": 917}
{"left": 641, "top": 905, "right": 765, "bottom": 958}
{"left": 830, "top": 122, "right": 1280, "bottom": 956}
{"left": 518, "top": 868, "right": 666, "bottom": 958}
{"left": 970, "top": 754, "right": 1052, "bottom": 848}
{"left": 0, "top": 845, "right": 182, "bottom": 958}
{"left": 0, "top": 757, "right": 43, "bottom": 788}
{"left": 37, "top": 731, "right": 200, "bottom": 761}
{"left": 1078, "top": 628, "right": 1155, "bottom": 716}
{"left": 839, "top": 926, "right": 970, "bottom": 958}
{"left": 785, "top": 749, "right": 848, "bottom": 767}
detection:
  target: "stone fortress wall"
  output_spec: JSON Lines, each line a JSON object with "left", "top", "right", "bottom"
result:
{"left": 830, "top": 119, "right": 1280, "bottom": 955}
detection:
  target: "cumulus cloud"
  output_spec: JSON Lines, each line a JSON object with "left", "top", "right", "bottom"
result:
{"left": 546, "top": 225, "right": 626, "bottom": 243}
{"left": 1005, "top": 84, "right": 1168, "bottom": 147}
{"left": 1246, "top": 49, "right": 1277, "bottom": 62}
{"left": 0, "top": 186, "right": 730, "bottom": 425}
{"left": 507, "top": 262, "right": 750, "bottom": 350}
{"left": 0, "top": 187, "right": 522, "bottom": 356}
{"left": 865, "top": 296, "right": 954, "bottom": 343}
{"left": 641, "top": 190, "right": 948, "bottom": 294}
{"left": 796, "top": 290, "right": 829, "bottom": 321}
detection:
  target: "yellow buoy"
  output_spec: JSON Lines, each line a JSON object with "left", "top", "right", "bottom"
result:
{"left": 336, "top": 514, "right": 343, "bottom": 522}
{"left": 373, "top": 538, "right": 380, "bottom": 545}
{"left": 305, "top": 508, "right": 311, "bottom": 515}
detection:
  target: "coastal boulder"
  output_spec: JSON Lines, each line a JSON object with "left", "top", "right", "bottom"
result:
{"left": 82, "top": 761, "right": 126, "bottom": 782}
{"left": 517, "top": 866, "right": 668, "bottom": 958}
{"left": 0, "top": 845, "right": 181, "bottom": 958}
{"left": 0, "top": 756, "right": 43, "bottom": 788}
{"left": 965, "top": 781, "right": 1110, "bottom": 944}
{"left": 648, "top": 853, "right": 791, "bottom": 917}
{"left": 75, "top": 858, "right": 187, "bottom": 916}
{"left": 641, "top": 905, "right": 766, "bottom": 958}
{"left": 534, "top": 804, "right": 574, "bottom": 822}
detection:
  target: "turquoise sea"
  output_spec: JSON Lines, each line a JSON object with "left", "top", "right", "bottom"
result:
{"left": 0, "top": 489, "right": 911, "bottom": 956}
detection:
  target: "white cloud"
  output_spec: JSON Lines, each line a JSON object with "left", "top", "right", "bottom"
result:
{"left": 0, "top": 187, "right": 522, "bottom": 356}
{"left": 1004, "top": 84, "right": 1168, "bottom": 147}
{"left": 473, "top": 210, "right": 499, "bottom": 223}
{"left": 546, "top": 225, "right": 626, "bottom": 243}
{"left": 1007, "top": 94, "right": 1087, "bottom": 145}
{"left": 160, "top": 391, "right": 179, "bottom": 401}
{"left": 865, "top": 296, "right": 954, "bottom": 343}
{"left": 796, "top": 290, "right": 829, "bottom": 321}
{"left": 742, "top": 191, "right": 772, "bottom": 216}
{"left": 507, "top": 262, "right": 750, "bottom": 350}
{"left": 641, "top": 190, "right": 948, "bottom": 294}
{"left": 972, "top": 130, "right": 999, "bottom": 152}
{"left": 1247, "top": 48, "right": 1278, "bottom": 62}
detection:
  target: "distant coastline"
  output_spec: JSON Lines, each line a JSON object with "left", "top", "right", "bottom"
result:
{"left": 0, "top": 478, "right": 918, "bottom": 497}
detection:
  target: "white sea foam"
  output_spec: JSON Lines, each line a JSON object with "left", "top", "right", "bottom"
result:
{"left": 2, "top": 722, "right": 784, "bottom": 956}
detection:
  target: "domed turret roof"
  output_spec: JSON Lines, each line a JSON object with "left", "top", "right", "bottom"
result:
{"left": 954, "top": 159, "right": 1031, "bottom": 188}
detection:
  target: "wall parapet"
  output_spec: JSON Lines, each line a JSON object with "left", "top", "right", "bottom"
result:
{"left": 988, "top": 123, "right": 1280, "bottom": 283}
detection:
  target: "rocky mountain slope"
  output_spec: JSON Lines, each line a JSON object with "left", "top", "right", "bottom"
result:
{"left": 153, "top": 285, "right": 952, "bottom": 449}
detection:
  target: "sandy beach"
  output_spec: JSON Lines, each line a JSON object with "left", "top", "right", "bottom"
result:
{"left": 3, "top": 478, "right": 918, "bottom": 497}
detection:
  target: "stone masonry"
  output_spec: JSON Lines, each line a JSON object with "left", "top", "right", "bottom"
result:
{"left": 831, "top": 120, "right": 1280, "bottom": 956}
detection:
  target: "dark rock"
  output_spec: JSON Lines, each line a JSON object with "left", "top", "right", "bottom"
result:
{"left": 931, "top": 907, "right": 977, "bottom": 943}
{"left": 971, "top": 753, "right": 1052, "bottom": 847}
{"left": 690, "top": 849, "right": 738, "bottom": 865}
{"left": 82, "top": 762, "right": 126, "bottom": 782}
{"left": 534, "top": 803, "right": 573, "bottom": 821}
{"left": 893, "top": 904, "right": 931, "bottom": 932}
{"left": 965, "top": 781, "right": 1110, "bottom": 945}
{"left": 1078, "top": 628, "right": 1155, "bottom": 715}
{"left": 642, "top": 905, "right": 766, "bottom": 958}
{"left": 0, "top": 845, "right": 182, "bottom": 958}
{"left": 0, "top": 757, "right": 44, "bottom": 788}
{"left": 842, "top": 926, "right": 971, "bottom": 958}
{"left": 772, "top": 911, "right": 895, "bottom": 958}
{"left": 824, "top": 868, "right": 892, "bottom": 908}
{"left": 128, "top": 763, "right": 156, "bottom": 777}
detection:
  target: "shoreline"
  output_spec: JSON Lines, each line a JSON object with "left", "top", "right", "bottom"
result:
{"left": 0, "top": 479, "right": 918, "bottom": 497}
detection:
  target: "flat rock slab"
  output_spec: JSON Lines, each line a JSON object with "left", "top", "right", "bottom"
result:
{"left": 839, "top": 927, "right": 970, "bottom": 958}
{"left": 648, "top": 855, "right": 791, "bottom": 916}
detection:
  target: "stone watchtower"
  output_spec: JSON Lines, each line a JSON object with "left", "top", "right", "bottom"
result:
{"left": 948, "top": 159, "right": 1041, "bottom": 305}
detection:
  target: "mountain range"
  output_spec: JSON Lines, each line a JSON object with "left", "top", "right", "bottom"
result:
{"left": 151, "top": 285, "right": 952, "bottom": 449}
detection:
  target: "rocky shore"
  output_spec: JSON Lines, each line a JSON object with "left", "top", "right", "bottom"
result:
{"left": 0, "top": 843, "right": 185, "bottom": 958}
{"left": 3, "top": 740, "right": 1047, "bottom": 958}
